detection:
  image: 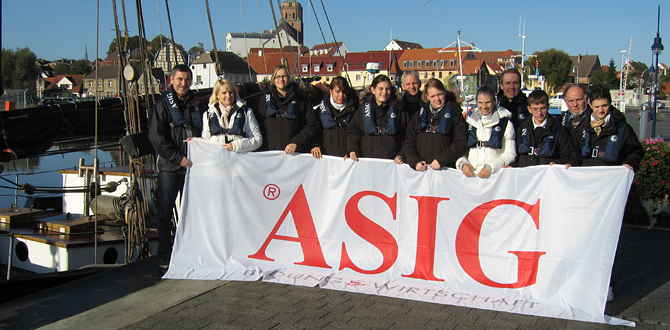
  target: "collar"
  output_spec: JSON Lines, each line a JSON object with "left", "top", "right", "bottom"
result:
{"left": 590, "top": 113, "right": 611, "bottom": 125}
{"left": 533, "top": 117, "right": 548, "bottom": 129}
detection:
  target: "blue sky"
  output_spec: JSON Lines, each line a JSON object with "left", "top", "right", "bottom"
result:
{"left": 3, "top": 0, "right": 668, "bottom": 69}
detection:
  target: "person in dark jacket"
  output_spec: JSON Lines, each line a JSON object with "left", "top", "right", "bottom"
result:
{"left": 497, "top": 68, "right": 530, "bottom": 128}
{"left": 561, "top": 85, "right": 590, "bottom": 133}
{"left": 403, "top": 78, "right": 468, "bottom": 171}
{"left": 347, "top": 75, "right": 407, "bottom": 163}
{"left": 400, "top": 71, "right": 423, "bottom": 118}
{"left": 257, "top": 65, "right": 319, "bottom": 154}
{"left": 569, "top": 84, "right": 642, "bottom": 170}
{"left": 513, "top": 90, "right": 572, "bottom": 168}
{"left": 148, "top": 64, "right": 204, "bottom": 268}
{"left": 311, "top": 77, "right": 358, "bottom": 158}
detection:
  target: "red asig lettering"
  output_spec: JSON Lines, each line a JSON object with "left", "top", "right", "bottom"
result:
{"left": 249, "top": 185, "right": 546, "bottom": 289}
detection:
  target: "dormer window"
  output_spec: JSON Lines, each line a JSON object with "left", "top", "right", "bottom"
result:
{"left": 314, "top": 64, "right": 320, "bottom": 72}
{"left": 327, "top": 64, "right": 333, "bottom": 72}
{"left": 302, "top": 64, "right": 309, "bottom": 72}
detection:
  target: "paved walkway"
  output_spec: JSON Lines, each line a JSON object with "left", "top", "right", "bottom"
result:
{"left": 30, "top": 226, "right": 670, "bottom": 330}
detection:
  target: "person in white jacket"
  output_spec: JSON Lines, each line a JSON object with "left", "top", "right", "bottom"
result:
{"left": 201, "top": 78, "right": 262, "bottom": 152}
{"left": 456, "top": 85, "right": 516, "bottom": 178}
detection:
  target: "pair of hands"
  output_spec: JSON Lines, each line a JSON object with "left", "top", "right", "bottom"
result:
{"left": 462, "top": 164, "right": 490, "bottom": 178}
{"left": 415, "top": 160, "right": 441, "bottom": 171}
{"left": 345, "top": 151, "right": 404, "bottom": 164}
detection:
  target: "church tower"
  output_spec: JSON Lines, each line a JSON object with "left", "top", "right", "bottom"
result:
{"left": 280, "top": 0, "right": 303, "bottom": 44}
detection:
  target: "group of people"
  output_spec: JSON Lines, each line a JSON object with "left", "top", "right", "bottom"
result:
{"left": 148, "top": 64, "right": 643, "bottom": 274}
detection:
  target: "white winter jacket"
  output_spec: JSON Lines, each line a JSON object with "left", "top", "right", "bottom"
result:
{"left": 456, "top": 106, "right": 516, "bottom": 175}
{"left": 201, "top": 99, "right": 262, "bottom": 152}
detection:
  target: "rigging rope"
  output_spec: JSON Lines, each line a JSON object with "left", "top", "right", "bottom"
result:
{"left": 164, "top": 0, "right": 179, "bottom": 69}
{"left": 255, "top": 0, "right": 268, "bottom": 76}
{"left": 204, "top": 0, "right": 222, "bottom": 76}
{"left": 239, "top": 0, "right": 254, "bottom": 82}
{"left": 276, "top": 0, "right": 299, "bottom": 77}
{"left": 268, "top": 0, "right": 287, "bottom": 68}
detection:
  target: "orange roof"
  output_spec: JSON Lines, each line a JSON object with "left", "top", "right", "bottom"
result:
{"left": 246, "top": 52, "right": 300, "bottom": 75}
{"left": 343, "top": 50, "right": 404, "bottom": 72}
{"left": 296, "top": 55, "right": 343, "bottom": 75}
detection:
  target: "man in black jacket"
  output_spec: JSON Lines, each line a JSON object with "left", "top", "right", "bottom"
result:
{"left": 561, "top": 85, "right": 590, "bottom": 133}
{"left": 497, "top": 68, "right": 530, "bottom": 128}
{"left": 513, "top": 90, "right": 572, "bottom": 167}
{"left": 569, "top": 84, "right": 642, "bottom": 170}
{"left": 148, "top": 65, "right": 204, "bottom": 268}
{"left": 400, "top": 71, "right": 422, "bottom": 118}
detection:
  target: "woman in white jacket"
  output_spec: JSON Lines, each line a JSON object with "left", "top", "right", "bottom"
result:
{"left": 456, "top": 85, "right": 516, "bottom": 178}
{"left": 201, "top": 78, "right": 262, "bottom": 152}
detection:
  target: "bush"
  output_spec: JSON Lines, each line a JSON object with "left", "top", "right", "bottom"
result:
{"left": 632, "top": 138, "right": 670, "bottom": 201}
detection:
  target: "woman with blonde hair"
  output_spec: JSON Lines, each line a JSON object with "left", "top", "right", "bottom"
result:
{"left": 258, "top": 64, "right": 319, "bottom": 153}
{"left": 403, "top": 78, "right": 468, "bottom": 171}
{"left": 201, "top": 78, "right": 262, "bottom": 152}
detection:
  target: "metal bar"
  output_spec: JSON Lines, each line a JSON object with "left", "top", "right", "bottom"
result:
{"left": 14, "top": 174, "right": 18, "bottom": 206}
{"left": 7, "top": 234, "right": 14, "bottom": 280}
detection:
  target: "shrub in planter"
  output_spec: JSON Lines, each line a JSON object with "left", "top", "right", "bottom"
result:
{"left": 632, "top": 138, "right": 670, "bottom": 213}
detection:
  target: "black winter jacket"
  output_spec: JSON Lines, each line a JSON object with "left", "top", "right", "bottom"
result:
{"left": 497, "top": 90, "right": 530, "bottom": 129}
{"left": 403, "top": 101, "right": 468, "bottom": 169}
{"left": 401, "top": 91, "right": 423, "bottom": 119}
{"left": 257, "top": 83, "right": 319, "bottom": 152}
{"left": 569, "top": 107, "right": 642, "bottom": 170}
{"left": 513, "top": 115, "right": 573, "bottom": 167}
{"left": 313, "top": 96, "right": 358, "bottom": 157}
{"left": 148, "top": 87, "right": 204, "bottom": 174}
{"left": 346, "top": 94, "right": 407, "bottom": 160}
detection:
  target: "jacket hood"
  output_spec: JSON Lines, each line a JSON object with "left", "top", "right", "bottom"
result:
{"left": 466, "top": 105, "right": 512, "bottom": 127}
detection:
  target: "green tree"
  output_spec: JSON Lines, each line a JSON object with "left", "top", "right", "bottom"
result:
{"left": 188, "top": 42, "right": 205, "bottom": 55}
{"left": 107, "top": 35, "right": 147, "bottom": 56}
{"left": 588, "top": 58, "right": 619, "bottom": 89}
{"left": 2, "top": 47, "right": 39, "bottom": 89}
{"left": 150, "top": 34, "right": 184, "bottom": 53}
{"left": 70, "top": 59, "right": 92, "bottom": 75}
{"left": 523, "top": 48, "right": 572, "bottom": 93}
{"left": 53, "top": 62, "right": 70, "bottom": 75}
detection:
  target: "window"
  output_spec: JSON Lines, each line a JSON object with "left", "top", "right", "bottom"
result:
{"left": 108, "top": 81, "right": 113, "bottom": 88}
{"left": 417, "top": 61, "right": 422, "bottom": 68}
{"left": 302, "top": 64, "right": 308, "bottom": 72}
{"left": 356, "top": 75, "right": 361, "bottom": 81}
{"left": 439, "top": 60, "right": 445, "bottom": 69}
{"left": 327, "top": 64, "right": 333, "bottom": 72}
{"left": 88, "top": 82, "right": 92, "bottom": 87}
{"left": 425, "top": 60, "right": 430, "bottom": 67}
{"left": 403, "top": 61, "right": 408, "bottom": 68}
{"left": 424, "top": 72, "right": 428, "bottom": 78}
{"left": 203, "top": 63, "right": 206, "bottom": 69}
{"left": 97, "top": 80, "right": 102, "bottom": 87}
{"left": 439, "top": 72, "right": 443, "bottom": 79}
{"left": 409, "top": 61, "right": 414, "bottom": 68}
{"left": 196, "top": 75, "right": 202, "bottom": 84}
{"left": 326, "top": 77, "right": 330, "bottom": 82}
{"left": 314, "top": 64, "right": 320, "bottom": 72}
{"left": 355, "top": 62, "right": 359, "bottom": 66}
{"left": 450, "top": 59, "right": 456, "bottom": 67}
{"left": 433, "top": 60, "right": 438, "bottom": 67}
{"left": 390, "top": 76, "right": 394, "bottom": 81}
{"left": 431, "top": 72, "right": 435, "bottom": 78}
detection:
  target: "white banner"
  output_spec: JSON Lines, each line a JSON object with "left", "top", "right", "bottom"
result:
{"left": 164, "top": 139, "right": 635, "bottom": 326}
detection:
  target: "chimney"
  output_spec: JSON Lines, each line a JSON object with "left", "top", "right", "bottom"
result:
{"left": 258, "top": 50, "right": 262, "bottom": 57}
{"left": 578, "top": 54, "right": 582, "bottom": 62}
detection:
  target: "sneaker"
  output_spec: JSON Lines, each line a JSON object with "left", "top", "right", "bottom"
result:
{"left": 607, "top": 286, "right": 614, "bottom": 302}
{"left": 159, "top": 255, "right": 170, "bottom": 269}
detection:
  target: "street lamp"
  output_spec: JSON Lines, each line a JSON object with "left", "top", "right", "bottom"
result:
{"left": 619, "top": 50, "right": 628, "bottom": 109}
{"left": 572, "top": 65, "right": 579, "bottom": 85}
{"left": 651, "top": 5, "right": 664, "bottom": 139}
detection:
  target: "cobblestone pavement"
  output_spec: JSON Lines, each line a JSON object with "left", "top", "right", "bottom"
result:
{"left": 119, "top": 227, "right": 670, "bottom": 330}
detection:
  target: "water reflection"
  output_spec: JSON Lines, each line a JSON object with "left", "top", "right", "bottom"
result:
{"left": 0, "top": 139, "right": 129, "bottom": 209}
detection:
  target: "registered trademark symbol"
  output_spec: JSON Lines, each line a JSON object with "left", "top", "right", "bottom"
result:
{"left": 264, "top": 184, "right": 280, "bottom": 200}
